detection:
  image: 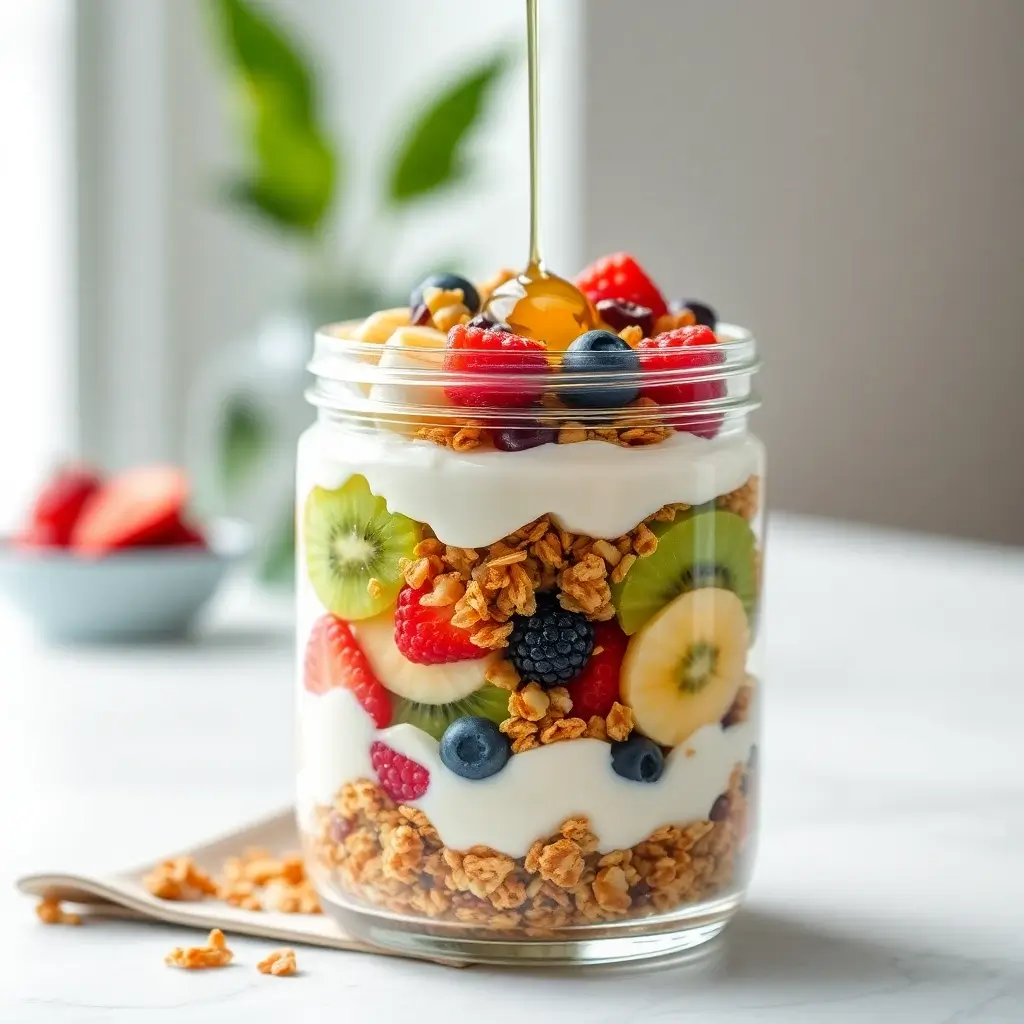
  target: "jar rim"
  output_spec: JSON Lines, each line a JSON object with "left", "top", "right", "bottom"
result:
{"left": 307, "top": 321, "right": 760, "bottom": 425}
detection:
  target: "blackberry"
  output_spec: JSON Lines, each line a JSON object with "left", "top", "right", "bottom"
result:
{"left": 507, "top": 594, "right": 595, "bottom": 687}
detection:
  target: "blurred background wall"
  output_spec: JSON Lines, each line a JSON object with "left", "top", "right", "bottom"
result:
{"left": 2, "top": 0, "right": 1022, "bottom": 544}
{"left": 582, "top": 0, "right": 1024, "bottom": 544}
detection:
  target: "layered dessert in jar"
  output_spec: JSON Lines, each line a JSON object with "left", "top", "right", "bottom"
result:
{"left": 296, "top": 252, "right": 763, "bottom": 948}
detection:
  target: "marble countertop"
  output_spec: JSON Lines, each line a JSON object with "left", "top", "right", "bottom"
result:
{"left": 1, "top": 515, "right": 1022, "bottom": 1023}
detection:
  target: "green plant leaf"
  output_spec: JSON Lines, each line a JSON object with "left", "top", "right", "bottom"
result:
{"left": 219, "top": 394, "right": 269, "bottom": 492}
{"left": 256, "top": 508, "right": 297, "bottom": 588}
{"left": 207, "top": 0, "right": 339, "bottom": 235}
{"left": 387, "top": 52, "right": 512, "bottom": 206}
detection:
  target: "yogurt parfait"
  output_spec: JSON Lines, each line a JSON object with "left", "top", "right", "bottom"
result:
{"left": 296, "top": 253, "right": 763, "bottom": 963}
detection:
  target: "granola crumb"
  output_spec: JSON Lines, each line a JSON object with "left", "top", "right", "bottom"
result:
{"left": 143, "top": 856, "right": 217, "bottom": 902}
{"left": 605, "top": 701, "right": 635, "bottom": 742}
{"left": 257, "top": 947, "right": 298, "bottom": 977}
{"left": 164, "top": 929, "right": 234, "bottom": 970}
{"left": 35, "top": 897, "right": 81, "bottom": 926}
{"left": 618, "top": 324, "right": 643, "bottom": 346}
{"left": 717, "top": 475, "right": 760, "bottom": 521}
{"left": 367, "top": 577, "right": 384, "bottom": 599}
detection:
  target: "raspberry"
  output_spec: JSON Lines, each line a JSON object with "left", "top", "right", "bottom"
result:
{"left": 303, "top": 614, "right": 393, "bottom": 728}
{"left": 637, "top": 325, "right": 726, "bottom": 439}
{"left": 507, "top": 594, "right": 595, "bottom": 687}
{"left": 394, "top": 585, "right": 488, "bottom": 664}
{"left": 370, "top": 741, "right": 431, "bottom": 802}
{"left": 443, "top": 323, "right": 548, "bottom": 408}
{"left": 565, "top": 620, "right": 629, "bottom": 720}
{"left": 575, "top": 253, "right": 668, "bottom": 320}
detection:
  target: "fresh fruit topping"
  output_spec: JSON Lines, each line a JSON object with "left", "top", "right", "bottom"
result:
{"left": 493, "top": 425, "right": 557, "bottom": 452}
{"left": 610, "top": 735, "right": 665, "bottom": 783}
{"left": 355, "top": 307, "right": 411, "bottom": 344}
{"left": 636, "top": 325, "right": 726, "bottom": 438}
{"left": 410, "top": 273, "right": 481, "bottom": 317}
{"left": 394, "top": 584, "right": 488, "bottom": 665}
{"left": 390, "top": 684, "right": 510, "bottom": 741}
{"left": 304, "top": 614, "right": 393, "bottom": 728}
{"left": 15, "top": 522, "right": 63, "bottom": 549}
{"left": 486, "top": 270, "right": 597, "bottom": 351}
{"left": 411, "top": 305, "right": 433, "bottom": 327}
{"left": 681, "top": 300, "right": 717, "bottom": 330}
{"left": 304, "top": 475, "right": 421, "bottom": 621}
{"left": 611, "top": 510, "right": 757, "bottom": 635}
{"left": 71, "top": 466, "right": 187, "bottom": 554}
{"left": 575, "top": 253, "right": 668, "bottom": 320}
{"left": 507, "top": 593, "right": 595, "bottom": 687}
{"left": 562, "top": 330, "right": 640, "bottom": 409}
{"left": 439, "top": 716, "right": 511, "bottom": 780}
{"left": 595, "top": 299, "right": 654, "bottom": 337}
{"left": 443, "top": 324, "right": 549, "bottom": 409}
{"left": 27, "top": 466, "right": 101, "bottom": 546}
{"left": 467, "top": 312, "right": 512, "bottom": 333}
{"left": 370, "top": 740, "right": 430, "bottom": 802}
{"left": 621, "top": 587, "right": 749, "bottom": 747}
{"left": 565, "top": 620, "right": 629, "bottom": 720}
{"left": 353, "top": 609, "right": 498, "bottom": 705}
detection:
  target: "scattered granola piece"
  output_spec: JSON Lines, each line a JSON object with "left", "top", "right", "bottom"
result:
{"left": 717, "top": 475, "right": 761, "bottom": 521}
{"left": 165, "top": 929, "right": 234, "bottom": 970}
{"left": 367, "top": 577, "right": 384, "bottom": 600}
{"left": 35, "top": 897, "right": 81, "bottom": 926}
{"left": 557, "top": 423, "right": 588, "bottom": 445}
{"left": 618, "top": 324, "right": 643, "bottom": 346}
{"left": 485, "top": 659, "right": 521, "bottom": 691}
{"left": 143, "top": 856, "right": 217, "bottom": 902}
{"left": 257, "top": 947, "right": 298, "bottom": 977}
{"left": 507, "top": 681, "right": 550, "bottom": 722}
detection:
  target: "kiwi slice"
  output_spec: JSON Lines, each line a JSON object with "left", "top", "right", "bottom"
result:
{"left": 304, "top": 475, "right": 421, "bottom": 620}
{"left": 612, "top": 510, "right": 757, "bottom": 635}
{"left": 391, "top": 685, "right": 510, "bottom": 741}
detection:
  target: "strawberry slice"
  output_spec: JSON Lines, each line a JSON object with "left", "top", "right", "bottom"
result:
{"left": 304, "top": 614, "right": 393, "bottom": 728}
{"left": 575, "top": 253, "right": 669, "bottom": 320}
{"left": 637, "top": 325, "right": 726, "bottom": 439}
{"left": 443, "top": 323, "right": 548, "bottom": 408}
{"left": 26, "top": 466, "right": 101, "bottom": 546}
{"left": 394, "top": 584, "right": 488, "bottom": 664}
{"left": 145, "top": 515, "right": 208, "bottom": 549}
{"left": 70, "top": 466, "right": 187, "bottom": 554}
{"left": 565, "top": 620, "right": 630, "bottom": 720}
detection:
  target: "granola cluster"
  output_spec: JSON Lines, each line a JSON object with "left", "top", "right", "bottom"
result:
{"left": 499, "top": 683, "right": 634, "bottom": 754}
{"left": 398, "top": 501, "right": 690, "bottom": 653}
{"left": 164, "top": 928, "right": 234, "bottom": 970}
{"left": 718, "top": 475, "right": 761, "bottom": 521}
{"left": 306, "top": 757, "right": 753, "bottom": 932}
{"left": 143, "top": 849, "right": 321, "bottom": 915}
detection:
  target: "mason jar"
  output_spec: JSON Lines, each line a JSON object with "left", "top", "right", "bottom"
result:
{"left": 296, "top": 310, "right": 762, "bottom": 965}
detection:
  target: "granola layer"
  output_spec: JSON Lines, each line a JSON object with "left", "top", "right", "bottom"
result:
{"left": 303, "top": 755, "right": 754, "bottom": 933}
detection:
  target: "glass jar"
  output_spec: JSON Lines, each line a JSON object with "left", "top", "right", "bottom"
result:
{"left": 296, "top": 318, "right": 763, "bottom": 965}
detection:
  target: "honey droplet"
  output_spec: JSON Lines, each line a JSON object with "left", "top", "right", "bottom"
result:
{"left": 484, "top": 264, "right": 596, "bottom": 351}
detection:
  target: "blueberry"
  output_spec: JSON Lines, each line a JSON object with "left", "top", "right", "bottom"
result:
{"left": 410, "top": 273, "right": 481, "bottom": 316}
{"left": 681, "top": 300, "right": 717, "bottom": 330}
{"left": 610, "top": 735, "right": 665, "bottom": 783}
{"left": 562, "top": 330, "right": 640, "bottom": 409}
{"left": 595, "top": 299, "right": 654, "bottom": 337}
{"left": 440, "top": 717, "right": 511, "bottom": 780}
{"left": 493, "top": 425, "right": 557, "bottom": 452}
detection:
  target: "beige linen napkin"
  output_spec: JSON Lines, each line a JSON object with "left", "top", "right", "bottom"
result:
{"left": 16, "top": 807, "right": 463, "bottom": 965}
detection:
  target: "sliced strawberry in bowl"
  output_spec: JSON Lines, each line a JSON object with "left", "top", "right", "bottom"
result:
{"left": 70, "top": 466, "right": 188, "bottom": 554}
{"left": 145, "top": 515, "right": 208, "bottom": 549}
{"left": 443, "top": 323, "right": 548, "bottom": 408}
{"left": 394, "top": 584, "right": 488, "bottom": 664}
{"left": 576, "top": 252, "right": 669, "bottom": 320}
{"left": 304, "top": 613, "right": 393, "bottom": 728}
{"left": 27, "top": 466, "right": 101, "bottom": 546}
{"left": 638, "top": 325, "right": 727, "bottom": 439}
{"left": 565, "top": 619, "right": 630, "bottom": 721}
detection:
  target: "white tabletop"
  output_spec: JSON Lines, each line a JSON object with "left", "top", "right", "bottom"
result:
{"left": 1, "top": 514, "right": 1022, "bottom": 1023}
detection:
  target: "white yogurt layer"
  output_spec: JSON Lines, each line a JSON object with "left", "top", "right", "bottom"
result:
{"left": 296, "top": 686, "right": 754, "bottom": 858}
{"left": 298, "top": 424, "right": 761, "bottom": 549}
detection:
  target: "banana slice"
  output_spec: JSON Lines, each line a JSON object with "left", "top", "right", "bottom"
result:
{"left": 369, "top": 326, "right": 452, "bottom": 429}
{"left": 355, "top": 307, "right": 412, "bottom": 344}
{"left": 620, "top": 588, "right": 749, "bottom": 747}
{"left": 352, "top": 609, "right": 498, "bottom": 705}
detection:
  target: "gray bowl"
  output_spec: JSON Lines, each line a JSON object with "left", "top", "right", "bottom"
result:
{"left": 0, "top": 520, "right": 253, "bottom": 643}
